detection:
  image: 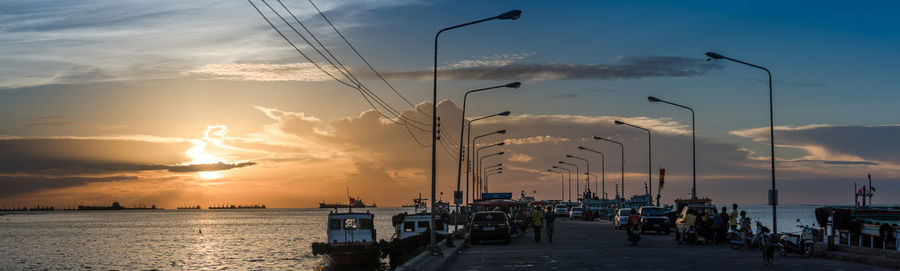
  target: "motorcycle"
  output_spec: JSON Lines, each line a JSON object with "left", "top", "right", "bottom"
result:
{"left": 777, "top": 220, "right": 816, "bottom": 257}
{"left": 681, "top": 226, "right": 697, "bottom": 245}
{"left": 627, "top": 226, "right": 641, "bottom": 245}
{"left": 729, "top": 220, "right": 771, "bottom": 250}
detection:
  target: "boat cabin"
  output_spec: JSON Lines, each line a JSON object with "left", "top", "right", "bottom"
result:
{"left": 327, "top": 211, "right": 376, "bottom": 244}
{"left": 394, "top": 213, "right": 448, "bottom": 240}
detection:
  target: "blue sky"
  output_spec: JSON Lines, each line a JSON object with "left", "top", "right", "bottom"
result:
{"left": 0, "top": 0, "right": 898, "bottom": 207}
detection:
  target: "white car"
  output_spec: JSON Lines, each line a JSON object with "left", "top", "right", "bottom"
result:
{"left": 554, "top": 204, "right": 568, "bottom": 216}
{"left": 568, "top": 207, "right": 583, "bottom": 219}
{"left": 613, "top": 208, "right": 633, "bottom": 229}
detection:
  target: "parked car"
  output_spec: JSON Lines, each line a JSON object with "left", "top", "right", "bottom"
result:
{"left": 568, "top": 206, "right": 584, "bottom": 219}
{"left": 554, "top": 204, "right": 569, "bottom": 217}
{"left": 469, "top": 211, "right": 511, "bottom": 244}
{"left": 638, "top": 206, "right": 670, "bottom": 234}
{"left": 674, "top": 204, "right": 718, "bottom": 241}
{"left": 613, "top": 208, "right": 633, "bottom": 230}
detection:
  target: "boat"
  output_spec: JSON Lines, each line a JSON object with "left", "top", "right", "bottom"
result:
{"left": 177, "top": 205, "right": 201, "bottom": 209}
{"left": 401, "top": 193, "right": 428, "bottom": 210}
{"left": 208, "top": 204, "right": 266, "bottom": 209}
{"left": 311, "top": 210, "right": 381, "bottom": 268}
{"left": 319, "top": 188, "right": 377, "bottom": 208}
{"left": 379, "top": 211, "right": 449, "bottom": 267}
{"left": 77, "top": 202, "right": 157, "bottom": 210}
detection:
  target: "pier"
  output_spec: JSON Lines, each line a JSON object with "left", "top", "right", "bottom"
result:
{"left": 440, "top": 219, "right": 890, "bottom": 270}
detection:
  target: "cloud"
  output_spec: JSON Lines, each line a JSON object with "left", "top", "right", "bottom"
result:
{"left": 731, "top": 124, "right": 900, "bottom": 166}
{"left": 186, "top": 63, "right": 337, "bottom": 82}
{"left": 508, "top": 153, "right": 533, "bottom": 163}
{"left": 0, "top": 175, "right": 138, "bottom": 197}
{"left": 380, "top": 56, "right": 721, "bottom": 81}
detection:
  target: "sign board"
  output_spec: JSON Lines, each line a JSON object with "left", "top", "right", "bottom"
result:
{"left": 481, "top": 192, "right": 512, "bottom": 200}
{"left": 453, "top": 191, "right": 463, "bottom": 204}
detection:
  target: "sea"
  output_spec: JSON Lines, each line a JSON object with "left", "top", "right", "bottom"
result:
{"left": 0, "top": 205, "right": 819, "bottom": 270}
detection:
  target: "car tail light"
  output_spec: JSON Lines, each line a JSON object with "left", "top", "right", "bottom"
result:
{"left": 472, "top": 225, "right": 481, "bottom": 230}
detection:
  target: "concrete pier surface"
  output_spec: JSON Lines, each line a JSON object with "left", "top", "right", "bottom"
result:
{"left": 446, "top": 219, "right": 890, "bottom": 271}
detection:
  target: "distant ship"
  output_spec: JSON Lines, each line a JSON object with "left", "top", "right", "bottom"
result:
{"left": 319, "top": 187, "right": 377, "bottom": 209}
{"left": 208, "top": 204, "right": 266, "bottom": 209}
{"left": 77, "top": 201, "right": 157, "bottom": 211}
{"left": 177, "top": 205, "right": 202, "bottom": 209}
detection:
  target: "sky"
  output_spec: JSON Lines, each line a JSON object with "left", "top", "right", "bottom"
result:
{"left": 1, "top": 0, "right": 898, "bottom": 208}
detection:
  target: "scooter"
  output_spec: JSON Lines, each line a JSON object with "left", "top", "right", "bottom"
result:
{"left": 729, "top": 221, "right": 770, "bottom": 250}
{"left": 681, "top": 226, "right": 697, "bottom": 245}
{"left": 627, "top": 226, "right": 641, "bottom": 245}
{"left": 777, "top": 220, "right": 816, "bottom": 257}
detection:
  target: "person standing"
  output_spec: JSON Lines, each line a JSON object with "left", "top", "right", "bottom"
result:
{"left": 544, "top": 206, "right": 556, "bottom": 243}
{"left": 712, "top": 209, "right": 724, "bottom": 243}
{"left": 729, "top": 204, "right": 739, "bottom": 231}
{"left": 531, "top": 207, "right": 545, "bottom": 243}
{"left": 719, "top": 206, "right": 730, "bottom": 242}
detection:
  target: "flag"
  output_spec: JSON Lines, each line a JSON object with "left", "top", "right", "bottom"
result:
{"left": 658, "top": 168, "right": 665, "bottom": 190}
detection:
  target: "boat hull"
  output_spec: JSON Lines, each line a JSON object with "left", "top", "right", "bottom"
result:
{"left": 321, "top": 244, "right": 381, "bottom": 268}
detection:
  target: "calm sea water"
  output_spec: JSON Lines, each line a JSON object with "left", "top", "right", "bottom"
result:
{"left": 0, "top": 207, "right": 413, "bottom": 270}
{"left": 0, "top": 205, "right": 818, "bottom": 270}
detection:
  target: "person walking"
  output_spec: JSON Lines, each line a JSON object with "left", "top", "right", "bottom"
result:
{"left": 544, "top": 206, "right": 556, "bottom": 243}
{"left": 729, "top": 204, "right": 739, "bottom": 231}
{"left": 531, "top": 207, "right": 545, "bottom": 243}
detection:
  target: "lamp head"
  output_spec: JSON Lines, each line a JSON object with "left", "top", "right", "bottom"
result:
{"left": 614, "top": 120, "right": 625, "bottom": 125}
{"left": 648, "top": 96, "right": 662, "bottom": 103}
{"left": 496, "top": 129, "right": 507, "bottom": 134}
{"left": 578, "top": 146, "right": 586, "bottom": 150}
{"left": 552, "top": 165, "right": 560, "bottom": 169}
{"left": 496, "top": 10, "right": 522, "bottom": 20}
{"left": 497, "top": 152, "right": 505, "bottom": 155}
{"left": 504, "top": 82, "right": 522, "bottom": 88}
{"left": 558, "top": 161, "right": 564, "bottom": 164}
{"left": 705, "top": 52, "right": 725, "bottom": 60}
{"left": 547, "top": 169, "right": 552, "bottom": 172}
{"left": 566, "top": 154, "right": 574, "bottom": 158}
{"left": 497, "top": 142, "right": 505, "bottom": 146}
{"left": 593, "top": 136, "right": 602, "bottom": 140}
{"left": 498, "top": 111, "right": 511, "bottom": 116}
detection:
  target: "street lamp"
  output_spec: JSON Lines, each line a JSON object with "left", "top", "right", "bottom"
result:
{"left": 567, "top": 154, "right": 590, "bottom": 199}
{"left": 431, "top": 9, "right": 521, "bottom": 251}
{"left": 706, "top": 51, "right": 778, "bottom": 233}
{"left": 547, "top": 169, "right": 565, "bottom": 202}
{"left": 594, "top": 136, "right": 624, "bottom": 201}
{"left": 578, "top": 146, "right": 605, "bottom": 200}
{"left": 456, "top": 84, "right": 519, "bottom": 207}
{"left": 479, "top": 151, "right": 504, "bottom": 194}
{"left": 551, "top": 165, "right": 571, "bottom": 202}
{"left": 557, "top": 161, "right": 579, "bottom": 202}
{"left": 614, "top": 120, "right": 654, "bottom": 206}
{"left": 474, "top": 137, "right": 505, "bottom": 197}
{"left": 466, "top": 114, "right": 509, "bottom": 203}
{"left": 485, "top": 170, "right": 503, "bottom": 187}
{"left": 648, "top": 96, "right": 696, "bottom": 200}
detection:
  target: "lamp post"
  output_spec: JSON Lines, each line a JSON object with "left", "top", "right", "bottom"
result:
{"left": 479, "top": 152, "right": 504, "bottom": 194}
{"left": 456, "top": 84, "right": 519, "bottom": 207}
{"left": 466, "top": 115, "right": 508, "bottom": 202}
{"left": 614, "top": 120, "right": 654, "bottom": 206}
{"left": 648, "top": 96, "right": 696, "bottom": 200}
{"left": 547, "top": 169, "right": 565, "bottom": 201}
{"left": 594, "top": 137, "right": 624, "bottom": 201}
{"left": 470, "top": 131, "right": 509, "bottom": 199}
{"left": 706, "top": 51, "right": 778, "bottom": 233}
{"left": 431, "top": 9, "right": 521, "bottom": 252}
{"left": 551, "top": 166, "right": 571, "bottom": 202}
{"left": 566, "top": 154, "right": 590, "bottom": 198}
{"left": 558, "top": 161, "right": 579, "bottom": 202}
{"left": 578, "top": 146, "right": 605, "bottom": 200}
{"left": 485, "top": 170, "right": 503, "bottom": 187}
{"left": 587, "top": 173, "right": 599, "bottom": 199}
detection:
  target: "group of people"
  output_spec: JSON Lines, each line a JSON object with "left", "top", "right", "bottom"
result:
{"left": 680, "top": 204, "right": 753, "bottom": 244}
{"left": 505, "top": 205, "right": 558, "bottom": 243}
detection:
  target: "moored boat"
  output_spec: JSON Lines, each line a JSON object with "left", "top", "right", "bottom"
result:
{"left": 311, "top": 210, "right": 381, "bottom": 268}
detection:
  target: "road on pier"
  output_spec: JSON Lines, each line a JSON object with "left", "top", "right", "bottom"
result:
{"left": 447, "top": 219, "right": 887, "bottom": 270}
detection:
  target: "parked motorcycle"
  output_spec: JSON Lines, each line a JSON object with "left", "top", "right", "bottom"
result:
{"left": 777, "top": 220, "right": 816, "bottom": 257}
{"left": 729, "top": 221, "right": 770, "bottom": 250}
